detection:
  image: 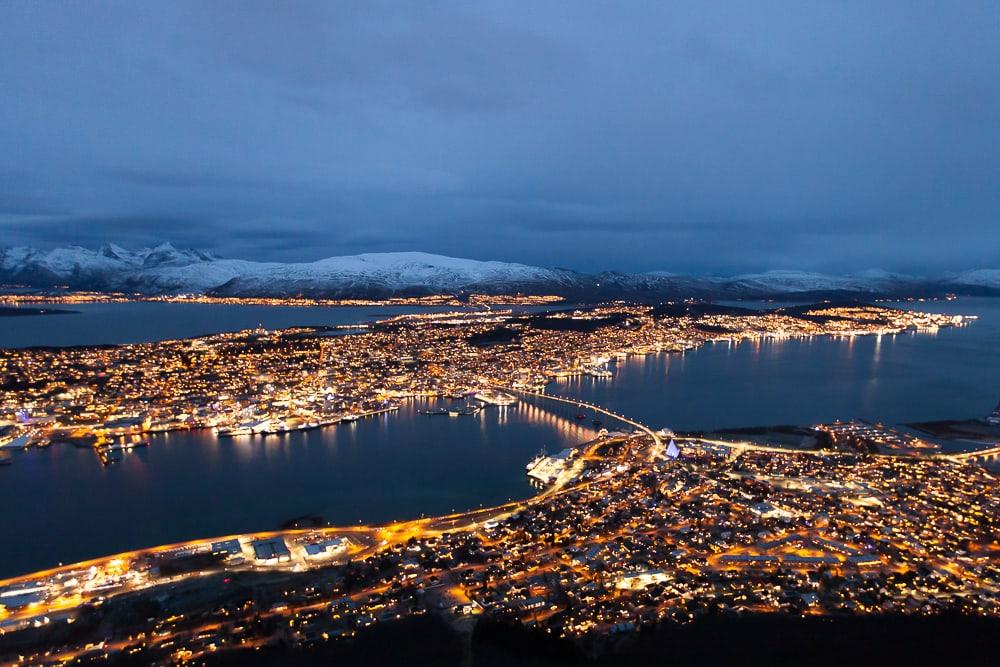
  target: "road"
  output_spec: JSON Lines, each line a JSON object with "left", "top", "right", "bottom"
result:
{"left": 4, "top": 387, "right": 987, "bottom": 633}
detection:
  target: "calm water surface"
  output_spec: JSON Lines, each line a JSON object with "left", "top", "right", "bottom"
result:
{"left": 0, "top": 400, "right": 595, "bottom": 578}
{"left": 0, "top": 297, "right": 997, "bottom": 578}
{"left": 0, "top": 302, "right": 471, "bottom": 347}
{"left": 554, "top": 298, "right": 1000, "bottom": 431}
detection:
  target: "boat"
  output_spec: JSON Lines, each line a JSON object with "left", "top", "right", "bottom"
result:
{"left": 263, "top": 420, "right": 290, "bottom": 434}
{"left": 0, "top": 458, "right": 12, "bottom": 467}
{"left": 216, "top": 418, "right": 272, "bottom": 436}
{"left": 118, "top": 437, "right": 148, "bottom": 450}
{"left": 215, "top": 425, "right": 253, "bottom": 437}
{"left": 421, "top": 408, "right": 449, "bottom": 416}
{"left": 0, "top": 434, "right": 32, "bottom": 450}
{"left": 592, "top": 420, "right": 603, "bottom": 427}
{"left": 473, "top": 389, "right": 518, "bottom": 406}
{"left": 249, "top": 419, "right": 272, "bottom": 433}
{"left": 98, "top": 449, "right": 123, "bottom": 466}
{"left": 99, "top": 438, "right": 149, "bottom": 454}
{"left": 575, "top": 413, "right": 586, "bottom": 420}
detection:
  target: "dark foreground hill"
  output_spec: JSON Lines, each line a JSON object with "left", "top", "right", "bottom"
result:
{"left": 99, "top": 613, "right": 1000, "bottom": 667}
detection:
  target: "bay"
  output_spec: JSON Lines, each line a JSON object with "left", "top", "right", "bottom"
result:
{"left": 1, "top": 297, "right": 997, "bottom": 579}
{"left": 0, "top": 399, "right": 594, "bottom": 578}
{"left": 0, "top": 302, "right": 464, "bottom": 348}
{"left": 552, "top": 298, "right": 1000, "bottom": 431}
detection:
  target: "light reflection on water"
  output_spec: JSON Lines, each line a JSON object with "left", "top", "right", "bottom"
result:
{"left": 0, "top": 398, "right": 595, "bottom": 578}
{"left": 0, "top": 298, "right": 997, "bottom": 578}
{"left": 554, "top": 298, "right": 1000, "bottom": 432}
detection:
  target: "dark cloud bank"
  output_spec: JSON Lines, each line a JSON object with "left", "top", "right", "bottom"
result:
{"left": 1, "top": 1, "right": 998, "bottom": 274}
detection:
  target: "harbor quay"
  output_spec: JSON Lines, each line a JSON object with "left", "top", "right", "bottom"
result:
{"left": 1, "top": 302, "right": 997, "bottom": 663}
{"left": 1, "top": 387, "right": 999, "bottom": 663}
{"left": 0, "top": 303, "right": 968, "bottom": 457}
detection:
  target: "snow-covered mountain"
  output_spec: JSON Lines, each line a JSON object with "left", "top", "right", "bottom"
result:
{"left": 0, "top": 243, "right": 997, "bottom": 299}
{"left": 165, "top": 252, "right": 582, "bottom": 297}
{"left": 0, "top": 243, "right": 220, "bottom": 285}
{"left": 0, "top": 245, "right": 581, "bottom": 297}
{"left": 944, "top": 269, "right": 1000, "bottom": 290}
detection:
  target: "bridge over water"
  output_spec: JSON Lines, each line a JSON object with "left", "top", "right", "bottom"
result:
{"left": 511, "top": 387, "right": 1000, "bottom": 467}
{"left": 944, "top": 444, "right": 1000, "bottom": 464}
{"left": 505, "top": 387, "right": 664, "bottom": 453}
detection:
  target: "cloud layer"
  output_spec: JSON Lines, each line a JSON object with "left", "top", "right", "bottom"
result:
{"left": 2, "top": 1, "right": 998, "bottom": 273}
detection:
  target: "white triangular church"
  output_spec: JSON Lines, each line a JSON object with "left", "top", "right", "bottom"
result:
{"left": 666, "top": 439, "right": 680, "bottom": 458}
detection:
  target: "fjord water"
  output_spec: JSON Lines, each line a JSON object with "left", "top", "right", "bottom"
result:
{"left": 0, "top": 297, "right": 997, "bottom": 578}
{"left": 555, "top": 298, "right": 1000, "bottom": 430}
{"left": 0, "top": 302, "right": 461, "bottom": 348}
{"left": 0, "top": 400, "right": 595, "bottom": 578}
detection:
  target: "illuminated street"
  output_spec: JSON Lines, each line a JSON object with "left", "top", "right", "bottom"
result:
{"left": 4, "top": 3, "right": 1000, "bottom": 663}
{"left": 2, "top": 373, "right": 999, "bottom": 664}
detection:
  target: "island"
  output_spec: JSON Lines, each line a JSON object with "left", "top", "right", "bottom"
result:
{"left": 1, "top": 302, "right": 998, "bottom": 664}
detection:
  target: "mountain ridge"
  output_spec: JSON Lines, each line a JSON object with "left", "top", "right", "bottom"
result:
{"left": 1, "top": 244, "right": 997, "bottom": 300}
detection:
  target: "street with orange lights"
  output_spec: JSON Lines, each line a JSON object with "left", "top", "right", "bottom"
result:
{"left": 1, "top": 303, "right": 997, "bottom": 664}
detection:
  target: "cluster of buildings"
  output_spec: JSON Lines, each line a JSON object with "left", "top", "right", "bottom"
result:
{"left": 0, "top": 303, "right": 965, "bottom": 453}
{"left": 2, "top": 423, "right": 998, "bottom": 663}
{"left": 682, "top": 304, "right": 967, "bottom": 339}
{"left": 0, "top": 292, "right": 564, "bottom": 307}
{"left": 814, "top": 419, "right": 942, "bottom": 455}
{"left": 0, "top": 300, "right": 993, "bottom": 662}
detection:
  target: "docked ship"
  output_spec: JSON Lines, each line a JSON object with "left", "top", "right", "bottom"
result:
{"left": 473, "top": 389, "right": 518, "bottom": 406}
{"left": 215, "top": 425, "right": 252, "bottom": 437}
{"left": 99, "top": 449, "right": 123, "bottom": 466}
{"left": 0, "top": 427, "right": 39, "bottom": 450}
{"left": 0, "top": 434, "right": 32, "bottom": 450}
{"left": 98, "top": 438, "right": 149, "bottom": 454}
{"left": 263, "top": 420, "right": 290, "bottom": 434}
{"left": 215, "top": 418, "right": 271, "bottom": 437}
{"left": 987, "top": 400, "right": 1000, "bottom": 426}
{"left": 425, "top": 402, "right": 481, "bottom": 417}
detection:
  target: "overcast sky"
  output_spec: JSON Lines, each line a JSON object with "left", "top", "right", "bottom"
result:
{"left": 1, "top": 1, "right": 998, "bottom": 273}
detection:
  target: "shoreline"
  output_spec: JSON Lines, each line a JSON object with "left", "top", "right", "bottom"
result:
{"left": 3, "top": 389, "right": 998, "bottom": 586}
{"left": 0, "top": 308, "right": 984, "bottom": 457}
